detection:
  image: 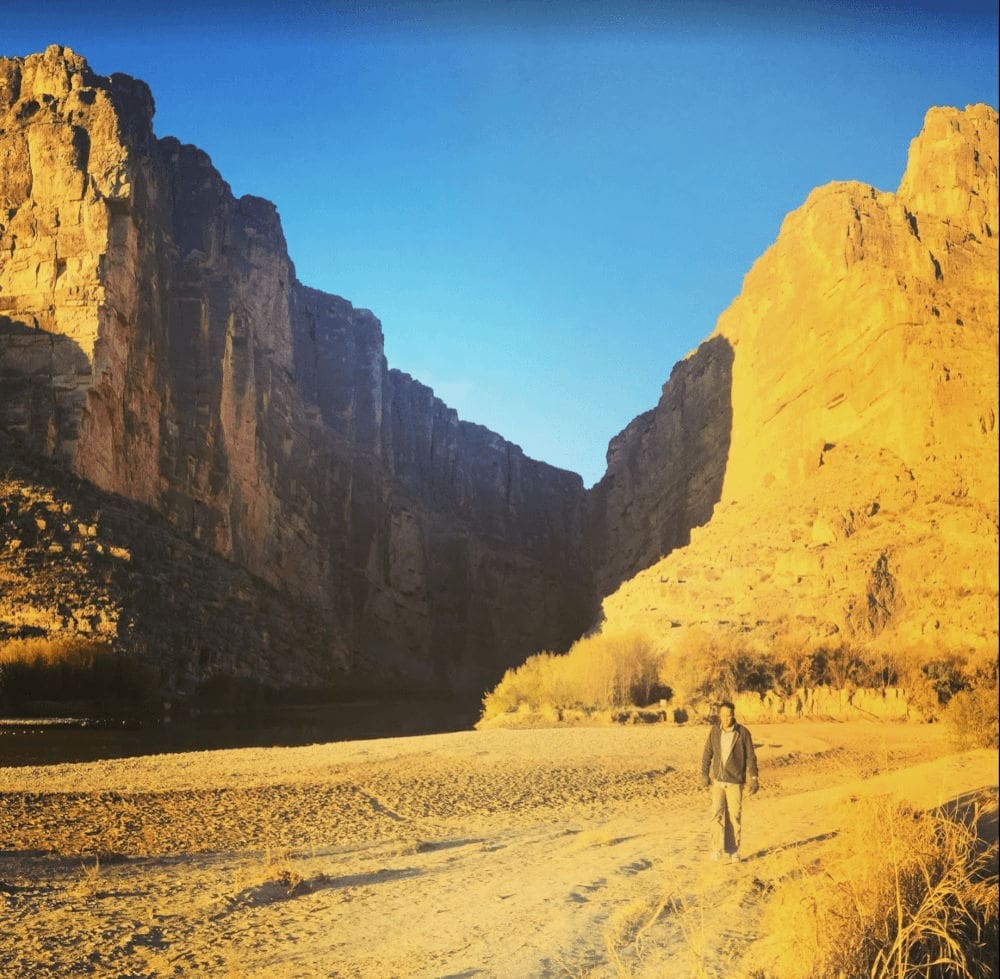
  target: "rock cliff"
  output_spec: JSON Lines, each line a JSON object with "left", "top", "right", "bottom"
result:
{"left": 597, "top": 103, "right": 998, "bottom": 674}
{"left": 587, "top": 334, "right": 733, "bottom": 597}
{"left": 2, "top": 45, "right": 996, "bottom": 708}
{"left": 0, "top": 46, "right": 594, "bottom": 698}
{"left": 0, "top": 430, "right": 348, "bottom": 701}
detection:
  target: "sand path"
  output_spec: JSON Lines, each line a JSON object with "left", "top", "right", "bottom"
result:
{"left": 1, "top": 720, "right": 996, "bottom": 977}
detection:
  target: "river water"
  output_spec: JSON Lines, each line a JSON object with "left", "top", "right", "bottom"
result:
{"left": 0, "top": 697, "right": 479, "bottom": 768}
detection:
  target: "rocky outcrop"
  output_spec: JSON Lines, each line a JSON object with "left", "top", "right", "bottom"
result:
{"left": 730, "top": 686, "right": 917, "bottom": 723}
{"left": 598, "top": 104, "right": 998, "bottom": 674}
{"left": 0, "top": 431, "right": 348, "bottom": 701}
{"left": 716, "top": 103, "right": 998, "bottom": 509}
{"left": 0, "top": 47, "right": 594, "bottom": 698}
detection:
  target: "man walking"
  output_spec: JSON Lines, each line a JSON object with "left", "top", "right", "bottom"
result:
{"left": 701, "top": 700, "right": 759, "bottom": 863}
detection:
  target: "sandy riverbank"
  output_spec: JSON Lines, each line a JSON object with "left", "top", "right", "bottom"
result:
{"left": 1, "top": 720, "right": 996, "bottom": 977}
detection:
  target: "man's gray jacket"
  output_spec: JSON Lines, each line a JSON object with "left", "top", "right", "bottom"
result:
{"left": 701, "top": 722, "right": 759, "bottom": 784}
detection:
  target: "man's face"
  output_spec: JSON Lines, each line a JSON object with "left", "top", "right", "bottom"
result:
{"left": 719, "top": 706, "right": 735, "bottom": 729}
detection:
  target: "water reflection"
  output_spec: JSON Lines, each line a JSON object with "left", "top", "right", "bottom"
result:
{"left": 0, "top": 698, "right": 479, "bottom": 768}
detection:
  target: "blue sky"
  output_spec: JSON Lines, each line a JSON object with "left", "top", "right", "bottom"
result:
{"left": 4, "top": 2, "right": 997, "bottom": 486}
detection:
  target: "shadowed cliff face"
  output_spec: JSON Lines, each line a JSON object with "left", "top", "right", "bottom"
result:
{"left": 0, "top": 316, "right": 92, "bottom": 460}
{"left": 0, "top": 46, "right": 594, "bottom": 697}
{"left": 588, "top": 334, "right": 734, "bottom": 598}
{"left": 0, "top": 429, "right": 350, "bottom": 701}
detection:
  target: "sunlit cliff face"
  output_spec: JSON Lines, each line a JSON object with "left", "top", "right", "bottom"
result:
{"left": 599, "top": 104, "right": 998, "bottom": 671}
{"left": 715, "top": 103, "right": 998, "bottom": 510}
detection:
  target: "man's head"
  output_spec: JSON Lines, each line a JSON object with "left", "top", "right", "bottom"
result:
{"left": 718, "top": 701, "right": 736, "bottom": 730}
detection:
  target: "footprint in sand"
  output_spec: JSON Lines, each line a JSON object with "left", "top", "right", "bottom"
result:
{"left": 619, "top": 858, "right": 653, "bottom": 876}
{"left": 567, "top": 877, "right": 607, "bottom": 901}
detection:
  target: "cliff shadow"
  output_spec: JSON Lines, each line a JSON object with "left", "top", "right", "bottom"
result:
{"left": 588, "top": 333, "right": 734, "bottom": 597}
{"left": 0, "top": 314, "right": 93, "bottom": 463}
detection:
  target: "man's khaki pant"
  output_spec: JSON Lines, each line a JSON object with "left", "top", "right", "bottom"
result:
{"left": 709, "top": 781, "right": 744, "bottom": 854}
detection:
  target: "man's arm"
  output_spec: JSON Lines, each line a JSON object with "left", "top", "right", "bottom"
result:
{"left": 701, "top": 731, "right": 714, "bottom": 785}
{"left": 744, "top": 729, "right": 760, "bottom": 793}
{"left": 744, "top": 730, "right": 759, "bottom": 780}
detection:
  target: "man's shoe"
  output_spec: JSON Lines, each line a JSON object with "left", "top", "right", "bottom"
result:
{"left": 730, "top": 852, "right": 741, "bottom": 864}
{"left": 710, "top": 851, "right": 721, "bottom": 861}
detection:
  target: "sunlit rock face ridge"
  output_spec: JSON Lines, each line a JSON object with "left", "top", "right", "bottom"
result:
{"left": 597, "top": 103, "right": 998, "bottom": 666}
{"left": 0, "top": 46, "right": 594, "bottom": 696}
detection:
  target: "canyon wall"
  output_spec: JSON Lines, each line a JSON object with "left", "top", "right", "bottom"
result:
{"left": 0, "top": 46, "right": 593, "bottom": 697}
{"left": 587, "top": 334, "right": 733, "bottom": 597}
{"left": 597, "top": 103, "right": 998, "bottom": 674}
{"left": 2, "top": 45, "right": 996, "bottom": 706}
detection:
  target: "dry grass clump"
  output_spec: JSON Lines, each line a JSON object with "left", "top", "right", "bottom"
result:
{"left": 479, "top": 631, "right": 662, "bottom": 723}
{"left": 744, "top": 794, "right": 999, "bottom": 978}
{"left": 601, "top": 879, "right": 711, "bottom": 979}
{"left": 72, "top": 857, "right": 102, "bottom": 899}
{"left": 604, "top": 893, "right": 672, "bottom": 977}
{"left": 231, "top": 846, "right": 307, "bottom": 903}
{"left": 0, "top": 635, "right": 112, "bottom": 668}
{"left": 259, "top": 846, "right": 305, "bottom": 896}
{"left": 0, "top": 635, "right": 156, "bottom": 714}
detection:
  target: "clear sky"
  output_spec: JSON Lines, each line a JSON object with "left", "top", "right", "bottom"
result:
{"left": 4, "top": 1, "right": 997, "bottom": 486}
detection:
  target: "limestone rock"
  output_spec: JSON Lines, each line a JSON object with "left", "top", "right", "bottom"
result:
{"left": 588, "top": 334, "right": 733, "bottom": 597}
{"left": 597, "top": 104, "right": 998, "bottom": 675}
{"left": 0, "top": 47, "right": 594, "bottom": 697}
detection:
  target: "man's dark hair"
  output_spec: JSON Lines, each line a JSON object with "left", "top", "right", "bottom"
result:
{"left": 719, "top": 700, "right": 736, "bottom": 712}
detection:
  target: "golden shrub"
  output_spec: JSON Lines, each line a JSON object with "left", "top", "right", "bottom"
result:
{"left": 945, "top": 682, "right": 1000, "bottom": 750}
{"left": 480, "top": 631, "right": 661, "bottom": 720}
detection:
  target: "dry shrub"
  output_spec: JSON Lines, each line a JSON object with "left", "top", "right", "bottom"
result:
{"left": 898, "top": 652, "right": 971, "bottom": 721}
{"left": 481, "top": 652, "right": 572, "bottom": 717}
{"left": 767, "top": 632, "right": 820, "bottom": 694}
{"left": 480, "top": 632, "right": 660, "bottom": 721}
{"left": 661, "top": 627, "right": 726, "bottom": 705}
{"left": 662, "top": 629, "right": 783, "bottom": 705}
{"left": 944, "top": 682, "right": 1000, "bottom": 750}
{"left": 262, "top": 846, "right": 304, "bottom": 895}
{"left": 746, "top": 795, "right": 999, "bottom": 978}
{"left": 664, "top": 628, "right": 972, "bottom": 717}
{"left": 231, "top": 847, "right": 305, "bottom": 901}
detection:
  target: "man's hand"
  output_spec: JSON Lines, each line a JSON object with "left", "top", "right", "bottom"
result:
{"left": 749, "top": 778, "right": 759, "bottom": 796}
{"left": 702, "top": 775, "right": 712, "bottom": 788}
